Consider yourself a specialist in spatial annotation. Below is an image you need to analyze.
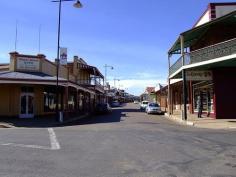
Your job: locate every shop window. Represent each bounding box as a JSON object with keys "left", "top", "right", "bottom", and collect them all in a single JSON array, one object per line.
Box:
[
  {"left": 44, "top": 92, "right": 62, "bottom": 112},
  {"left": 44, "top": 92, "right": 56, "bottom": 112},
  {"left": 193, "top": 82, "right": 214, "bottom": 114},
  {"left": 68, "top": 95, "right": 75, "bottom": 110}
]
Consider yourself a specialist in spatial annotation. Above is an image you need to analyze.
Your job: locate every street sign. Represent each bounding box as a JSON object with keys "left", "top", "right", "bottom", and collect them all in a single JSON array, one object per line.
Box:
[
  {"left": 186, "top": 70, "right": 212, "bottom": 81},
  {"left": 60, "top": 47, "right": 67, "bottom": 65}
]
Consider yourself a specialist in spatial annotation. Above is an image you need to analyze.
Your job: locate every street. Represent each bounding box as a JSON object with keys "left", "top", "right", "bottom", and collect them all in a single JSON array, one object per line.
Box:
[{"left": 0, "top": 103, "right": 236, "bottom": 177}]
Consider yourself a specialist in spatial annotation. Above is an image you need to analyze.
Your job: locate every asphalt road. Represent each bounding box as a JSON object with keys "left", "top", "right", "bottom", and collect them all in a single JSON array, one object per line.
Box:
[{"left": 0, "top": 103, "right": 236, "bottom": 177}]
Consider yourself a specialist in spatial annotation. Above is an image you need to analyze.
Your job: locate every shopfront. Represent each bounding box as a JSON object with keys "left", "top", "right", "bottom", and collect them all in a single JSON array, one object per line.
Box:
[
  {"left": 192, "top": 81, "right": 214, "bottom": 117},
  {"left": 187, "top": 70, "right": 215, "bottom": 118}
]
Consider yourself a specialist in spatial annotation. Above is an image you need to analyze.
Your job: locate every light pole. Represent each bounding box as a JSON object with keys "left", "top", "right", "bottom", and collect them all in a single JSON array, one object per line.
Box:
[
  {"left": 52, "top": 0, "right": 82, "bottom": 122},
  {"left": 104, "top": 64, "right": 114, "bottom": 87},
  {"left": 113, "top": 78, "right": 120, "bottom": 88}
]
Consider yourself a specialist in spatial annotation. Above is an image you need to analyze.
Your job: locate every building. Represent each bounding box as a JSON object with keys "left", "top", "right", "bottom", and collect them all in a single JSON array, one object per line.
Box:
[
  {"left": 168, "top": 3, "right": 236, "bottom": 119},
  {"left": 0, "top": 52, "right": 104, "bottom": 119},
  {"left": 140, "top": 87, "right": 156, "bottom": 102},
  {"left": 155, "top": 84, "right": 168, "bottom": 112}
]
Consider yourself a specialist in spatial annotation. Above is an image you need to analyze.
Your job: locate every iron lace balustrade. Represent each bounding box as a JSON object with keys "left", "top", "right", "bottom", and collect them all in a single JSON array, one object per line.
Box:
[
  {"left": 169, "top": 53, "right": 190, "bottom": 76},
  {"left": 190, "top": 38, "right": 236, "bottom": 64}
]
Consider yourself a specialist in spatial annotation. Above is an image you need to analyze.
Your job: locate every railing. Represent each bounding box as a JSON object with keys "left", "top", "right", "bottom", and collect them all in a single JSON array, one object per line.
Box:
[
  {"left": 190, "top": 37, "right": 236, "bottom": 64},
  {"left": 169, "top": 54, "right": 190, "bottom": 75},
  {"left": 169, "top": 38, "right": 236, "bottom": 76},
  {"left": 77, "top": 79, "right": 90, "bottom": 85},
  {"left": 77, "top": 79, "right": 103, "bottom": 87}
]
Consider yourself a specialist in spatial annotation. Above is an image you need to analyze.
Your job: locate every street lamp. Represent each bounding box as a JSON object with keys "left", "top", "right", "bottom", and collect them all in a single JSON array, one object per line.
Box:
[
  {"left": 113, "top": 78, "right": 120, "bottom": 88},
  {"left": 104, "top": 64, "right": 114, "bottom": 87},
  {"left": 52, "top": 0, "right": 82, "bottom": 122}
]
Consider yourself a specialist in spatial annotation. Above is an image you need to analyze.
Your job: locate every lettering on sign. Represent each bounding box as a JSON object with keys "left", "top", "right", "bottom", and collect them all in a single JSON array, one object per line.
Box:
[
  {"left": 17, "top": 57, "right": 40, "bottom": 71},
  {"left": 186, "top": 71, "right": 212, "bottom": 81}
]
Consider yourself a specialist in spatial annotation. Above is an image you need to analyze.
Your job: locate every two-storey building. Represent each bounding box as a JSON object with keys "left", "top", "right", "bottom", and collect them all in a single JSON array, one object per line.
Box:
[
  {"left": 168, "top": 3, "right": 236, "bottom": 119},
  {"left": 0, "top": 52, "right": 104, "bottom": 119}
]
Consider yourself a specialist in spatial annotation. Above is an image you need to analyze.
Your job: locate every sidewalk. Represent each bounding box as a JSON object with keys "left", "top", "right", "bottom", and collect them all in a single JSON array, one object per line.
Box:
[
  {"left": 165, "top": 112, "right": 236, "bottom": 129},
  {"left": 0, "top": 113, "right": 90, "bottom": 128}
]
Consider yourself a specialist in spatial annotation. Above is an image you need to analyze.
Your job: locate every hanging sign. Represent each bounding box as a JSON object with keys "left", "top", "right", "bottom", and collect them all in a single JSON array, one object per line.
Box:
[
  {"left": 186, "top": 70, "right": 212, "bottom": 81},
  {"left": 60, "top": 47, "right": 67, "bottom": 65}
]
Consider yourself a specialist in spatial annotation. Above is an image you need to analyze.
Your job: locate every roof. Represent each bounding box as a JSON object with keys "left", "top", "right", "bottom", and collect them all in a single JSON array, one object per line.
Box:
[
  {"left": 79, "top": 63, "right": 104, "bottom": 78},
  {"left": 0, "top": 71, "right": 67, "bottom": 81},
  {"left": 0, "top": 71, "right": 96, "bottom": 94},
  {"left": 145, "top": 87, "right": 155, "bottom": 94},
  {"left": 168, "top": 10, "right": 236, "bottom": 54}
]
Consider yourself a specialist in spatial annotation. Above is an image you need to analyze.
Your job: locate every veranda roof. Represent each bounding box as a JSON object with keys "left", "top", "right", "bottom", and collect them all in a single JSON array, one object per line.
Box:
[{"left": 168, "top": 10, "right": 236, "bottom": 55}]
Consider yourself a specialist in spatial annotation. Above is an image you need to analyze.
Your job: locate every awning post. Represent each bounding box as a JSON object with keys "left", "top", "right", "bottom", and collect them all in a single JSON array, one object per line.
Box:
[{"left": 180, "top": 35, "right": 188, "bottom": 120}]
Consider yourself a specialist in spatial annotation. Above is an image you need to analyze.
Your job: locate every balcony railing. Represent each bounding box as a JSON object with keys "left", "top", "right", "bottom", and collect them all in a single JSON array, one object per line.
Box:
[
  {"left": 169, "top": 54, "right": 190, "bottom": 75},
  {"left": 169, "top": 38, "right": 236, "bottom": 76},
  {"left": 77, "top": 79, "right": 103, "bottom": 86},
  {"left": 190, "top": 37, "right": 236, "bottom": 64}
]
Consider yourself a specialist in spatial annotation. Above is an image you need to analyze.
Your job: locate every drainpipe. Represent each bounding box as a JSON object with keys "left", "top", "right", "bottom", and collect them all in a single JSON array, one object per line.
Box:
[{"left": 181, "top": 35, "right": 188, "bottom": 120}]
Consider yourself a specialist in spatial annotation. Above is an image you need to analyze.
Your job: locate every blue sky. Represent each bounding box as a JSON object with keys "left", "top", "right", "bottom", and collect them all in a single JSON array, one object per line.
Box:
[{"left": 0, "top": 0, "right": 231, "bottom": 95}]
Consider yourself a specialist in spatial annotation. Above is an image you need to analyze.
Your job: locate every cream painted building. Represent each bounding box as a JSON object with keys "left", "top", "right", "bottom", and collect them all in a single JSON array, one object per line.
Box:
[{"left": 0, "top": 52, "right": 104, "bottom": 119}]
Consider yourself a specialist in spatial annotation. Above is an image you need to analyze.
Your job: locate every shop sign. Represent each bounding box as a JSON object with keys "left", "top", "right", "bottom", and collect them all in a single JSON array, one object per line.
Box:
[
  {"left": 60, "top": 47, "right": 67, "bottom": 65},
  {"left": 17, "top": 57, "right": 40, "bottom": 71},
  {"left": 186, "top": 71, "right": 212, "bottom": 81}
]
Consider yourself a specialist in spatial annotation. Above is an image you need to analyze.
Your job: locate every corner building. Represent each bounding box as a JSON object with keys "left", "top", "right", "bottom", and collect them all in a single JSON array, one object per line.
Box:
[{"left": 0, "top": 52, "right": 104, "bottom": 119}]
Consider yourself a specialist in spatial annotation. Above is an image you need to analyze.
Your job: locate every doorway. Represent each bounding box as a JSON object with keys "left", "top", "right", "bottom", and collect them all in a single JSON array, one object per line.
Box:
[{"left": 20, "top": 93, "right": 34, "bottom": 118}]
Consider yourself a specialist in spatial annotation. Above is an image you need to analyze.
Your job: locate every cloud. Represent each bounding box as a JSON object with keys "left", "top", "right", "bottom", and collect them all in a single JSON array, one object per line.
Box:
[
  {"left": 113, "top": 78, "right": 167, "bottom": 96},
  {"left": 107, "top": 71, "right": 168, "bottom": 95}
]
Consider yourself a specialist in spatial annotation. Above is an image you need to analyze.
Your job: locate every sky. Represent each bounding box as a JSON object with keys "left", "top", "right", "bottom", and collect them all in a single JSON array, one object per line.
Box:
[{"left": 0, "top": 0, "right": 232, "bottom": 95}]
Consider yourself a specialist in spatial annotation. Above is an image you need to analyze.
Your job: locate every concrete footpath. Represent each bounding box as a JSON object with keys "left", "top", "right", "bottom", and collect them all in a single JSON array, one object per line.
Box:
[
  {"left": 0, "top": 113, "right": 90, "bottom": 128},
  {"left": 165, "top": 113, "right": 236, "bottom": 130}
]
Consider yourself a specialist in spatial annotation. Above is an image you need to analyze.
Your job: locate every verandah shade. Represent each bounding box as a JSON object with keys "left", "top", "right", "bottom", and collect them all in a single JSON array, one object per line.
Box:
[{"left": 168, "top": 10, "right": 236, "bottom": 55}]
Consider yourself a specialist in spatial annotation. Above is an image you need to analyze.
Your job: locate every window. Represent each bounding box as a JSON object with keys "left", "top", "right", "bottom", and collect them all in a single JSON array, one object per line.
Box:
[
  {"left": 68, "top": 95, "right": 75, "bottom": 110},
  {"left": 44, "top": 92, "right": 56, "bottom": 112}
]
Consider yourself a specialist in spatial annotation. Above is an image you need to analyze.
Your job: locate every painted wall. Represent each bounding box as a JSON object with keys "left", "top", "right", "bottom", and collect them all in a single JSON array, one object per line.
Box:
[
  {"left": 0, "top": 84, "right": 55, "bottom": 117},
  {"left": 0, "top": 85, "right": 20, "bottom": 117},
  {"left": 195, "top": 11, "right": 210, "bottom": 27},
  {"left": 213, "top": 68, "right": 236, "bottom": 119},
  {"left": 215, "top": 5, "right": 236, "bottom": 18}
]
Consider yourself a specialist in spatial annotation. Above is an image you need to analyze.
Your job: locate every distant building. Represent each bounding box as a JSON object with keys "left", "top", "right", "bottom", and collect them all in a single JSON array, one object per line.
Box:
[{"left": 140, "top": 87, "right": 156, "bottom": 102}]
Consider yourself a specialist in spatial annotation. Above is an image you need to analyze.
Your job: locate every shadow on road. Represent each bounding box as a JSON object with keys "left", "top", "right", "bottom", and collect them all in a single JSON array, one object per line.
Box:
[
  {"left": 0, "top": 105, "right": 143, "bottom": 128},
  {"left": 64, "top": 107, "right": 130, "bottom": 126}
]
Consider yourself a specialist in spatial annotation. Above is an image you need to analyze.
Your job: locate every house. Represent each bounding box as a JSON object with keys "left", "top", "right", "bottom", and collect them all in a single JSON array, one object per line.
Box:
[{"left": 141, "top": 87, "right": 156, "bottom": 102}]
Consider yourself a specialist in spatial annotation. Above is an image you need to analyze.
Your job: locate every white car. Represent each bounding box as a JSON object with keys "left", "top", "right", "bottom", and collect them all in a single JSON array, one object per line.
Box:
[
  {"left": 146, "top": 103, "right": 162, "bottom": 114},
  {"left": 140, "top": 101, "right": 149, "bottom": 110}
]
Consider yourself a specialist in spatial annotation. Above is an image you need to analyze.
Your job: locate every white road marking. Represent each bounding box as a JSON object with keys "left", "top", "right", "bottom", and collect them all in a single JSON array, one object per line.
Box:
[
  {"left": 0, "top": 143, "right": 50, "bottom": 150},
  {"left": 48, "top": 128, "right": 61, "bottom": 150},
  {"left": 0, "top": 128, "right": 61, "bottom": 150}
]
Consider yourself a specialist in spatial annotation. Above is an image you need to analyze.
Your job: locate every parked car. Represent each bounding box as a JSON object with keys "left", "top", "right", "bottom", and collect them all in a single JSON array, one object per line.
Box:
[
  {"left": 111, "top": 100, "right": 120, "bottom": 107},
  {"left": 133, "top": 100, "right": 139, "bottom": 104},
  {"left": 145, "top": 103, "right": 162, "bottom": 114},
  {"left": 95, "top": 103, "right": 112, "bottom": 114},
  {"left": 140, "top": 101, "right": 149, "bottom": 110}
]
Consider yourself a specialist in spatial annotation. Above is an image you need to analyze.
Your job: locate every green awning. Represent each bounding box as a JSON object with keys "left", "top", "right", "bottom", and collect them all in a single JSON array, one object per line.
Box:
[{"left": 168, "top": 10, "right": 236, "bottom": 54}]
